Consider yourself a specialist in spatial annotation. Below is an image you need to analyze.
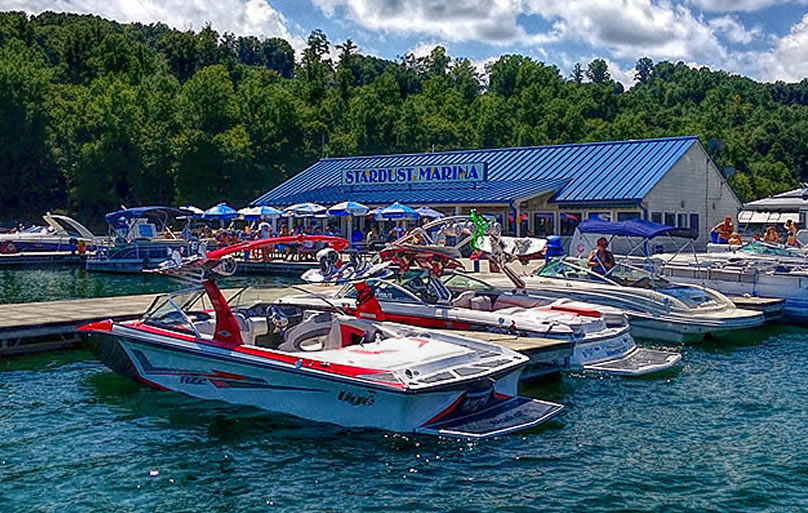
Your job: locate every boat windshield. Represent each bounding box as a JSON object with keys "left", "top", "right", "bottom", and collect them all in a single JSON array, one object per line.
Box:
[
  {"left": 440, "top": 272, "right": 495, "bottom": 292},
  {"left": 539, "top": 258, "right": 668, "bottom": 289},
  {"left": 142, "top": 289, "right": 206, "bottom": 335},
  {"left": 342, "top": 279, "right": 424, "bottom": 304}
]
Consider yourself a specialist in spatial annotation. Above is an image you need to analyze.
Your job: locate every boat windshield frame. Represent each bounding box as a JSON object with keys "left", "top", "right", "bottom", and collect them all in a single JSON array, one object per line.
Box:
[{"left": 142, "top": 287, "right": 207, "bottom": 337}]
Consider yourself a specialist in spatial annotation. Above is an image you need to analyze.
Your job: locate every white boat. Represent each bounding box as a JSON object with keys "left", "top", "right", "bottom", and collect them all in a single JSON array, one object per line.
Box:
[
  {"left": 86, "top": 206, "right": 195, "bottom": 273},
  {"left": 647, "top": 249, "right": 808, "bottom": 321},
  {"left": 0, "top": 213, "right": 100, "bottom": 254},
  {"left": 479, "top": 257, "right": 765, "bottom": 343},
  {"left": 283, "top": 249, "right": 681, "bottom": 377},
  {"left": 79, "top": 237, "right": 564, "bottom": 439}
]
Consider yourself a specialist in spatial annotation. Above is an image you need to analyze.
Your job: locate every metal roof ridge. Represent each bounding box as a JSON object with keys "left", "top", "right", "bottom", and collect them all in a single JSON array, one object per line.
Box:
[{"left": 315, "top": 136, "right": 700, "bottom": 162}]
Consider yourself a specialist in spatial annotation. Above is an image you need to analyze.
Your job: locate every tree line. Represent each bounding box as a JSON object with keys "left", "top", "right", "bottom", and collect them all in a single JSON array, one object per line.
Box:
[{"left": 1, "top": 11, "right": 806, "bottom": 225}]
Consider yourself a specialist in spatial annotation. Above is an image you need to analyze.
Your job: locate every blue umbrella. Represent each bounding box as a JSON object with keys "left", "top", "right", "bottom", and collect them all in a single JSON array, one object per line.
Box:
[
  {"left": 285, "top": 202, "right": 326, "bottom": 217},
  {"left": 203, "top": 202, "right": 239, "bottom": 220},
  {"left": 328, "top": 201, "right": 370, "bottom": 217},
  {"left": 416, "top": 206, "right": 445, "bottom": 219},
  {"left": 179, "top": 204, "right": 204, "bottom": 217},
  {"left": 374, "top": 202, "right": 420, "bottom": 220},
  {"left": 239, "top": 206, "right": 282, "bottom": 220}
]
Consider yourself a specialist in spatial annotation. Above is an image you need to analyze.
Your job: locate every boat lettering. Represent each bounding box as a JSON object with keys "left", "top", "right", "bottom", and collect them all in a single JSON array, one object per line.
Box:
[
  {"left": 179, "top": 376, "right": 206, "bottom": 385},
  {"left": 337, "top": 390, "right": 376, "bottom": 407}
]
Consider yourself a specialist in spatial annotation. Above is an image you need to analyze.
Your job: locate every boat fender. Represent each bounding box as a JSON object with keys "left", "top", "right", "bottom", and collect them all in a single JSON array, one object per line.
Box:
[{"left": 0, "top": 240, "right": 17, "bottom": 254}]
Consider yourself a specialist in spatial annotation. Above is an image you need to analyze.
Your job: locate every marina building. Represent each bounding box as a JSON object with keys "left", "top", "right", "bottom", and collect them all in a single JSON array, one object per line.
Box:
[{"left": 254, "top": 136, "right": 740, "bottom": 249}]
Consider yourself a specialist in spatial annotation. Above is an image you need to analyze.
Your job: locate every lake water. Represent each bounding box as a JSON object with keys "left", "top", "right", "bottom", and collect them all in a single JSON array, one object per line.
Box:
[{"left": 1, "top": 268, "right": 807, "bottom": 512}]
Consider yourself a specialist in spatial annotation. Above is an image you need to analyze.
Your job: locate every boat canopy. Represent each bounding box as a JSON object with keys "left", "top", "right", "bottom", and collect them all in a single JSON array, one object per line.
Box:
[
  {"left": 105, "top": 206, "right": 189, "bottom": 224},
  {"left": 577, "top": 219, "right": 675, "bottom": 239}
]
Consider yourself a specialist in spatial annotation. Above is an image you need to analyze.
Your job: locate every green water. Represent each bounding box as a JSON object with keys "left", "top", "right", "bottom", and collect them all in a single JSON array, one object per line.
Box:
[
  {"left": 1, "top": 269, "right": 808, "bottom": 512},
  {"left": 0, "top": 266, "right": 293, "bottom": 304}
]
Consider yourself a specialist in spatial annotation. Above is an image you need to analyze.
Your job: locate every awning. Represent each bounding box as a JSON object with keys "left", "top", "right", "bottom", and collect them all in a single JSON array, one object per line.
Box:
[
  {"left": 577, "top": 218, "right": 675, "bottom": 239},
  {"left": 254, "top": 178, "right": 570, "bottom": 207}
]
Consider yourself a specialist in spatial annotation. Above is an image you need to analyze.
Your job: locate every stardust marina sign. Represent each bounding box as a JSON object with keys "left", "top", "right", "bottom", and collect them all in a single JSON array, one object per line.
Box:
[{"left": 341, "top": 162, "right": 486, "bottom": 185}]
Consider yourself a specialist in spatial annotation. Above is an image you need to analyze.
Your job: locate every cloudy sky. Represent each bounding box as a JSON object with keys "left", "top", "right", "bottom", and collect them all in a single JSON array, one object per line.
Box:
[{"left": 5, "top": 0, "right": 808, "bottom": 85}]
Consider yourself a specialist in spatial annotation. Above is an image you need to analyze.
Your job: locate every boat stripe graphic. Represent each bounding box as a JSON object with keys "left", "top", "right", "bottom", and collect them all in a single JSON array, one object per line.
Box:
[{"left": 130, "top": 349, "right": 327, "bottom": 392}]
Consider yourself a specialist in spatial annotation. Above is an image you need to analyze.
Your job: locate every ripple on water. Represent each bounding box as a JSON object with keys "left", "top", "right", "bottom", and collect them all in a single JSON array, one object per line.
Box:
[{"left": 2, "top": 330, "right": 808, "bottom": 512}]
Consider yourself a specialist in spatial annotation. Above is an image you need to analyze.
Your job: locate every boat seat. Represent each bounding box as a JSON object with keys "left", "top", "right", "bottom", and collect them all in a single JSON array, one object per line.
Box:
[
  {"left": 278, "top": 312, "right": 333, "bottom": 352},
  {"left": 452, "top": 290, "right": 476, "bottom": 308},
  {"left": 470, "top": 295, "right": 493, "bottom": 311}
]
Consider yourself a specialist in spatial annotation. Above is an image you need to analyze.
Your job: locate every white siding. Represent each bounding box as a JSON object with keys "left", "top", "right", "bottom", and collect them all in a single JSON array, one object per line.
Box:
[{"left": 643, "top": 143, "right": 741, "bottom": 251}]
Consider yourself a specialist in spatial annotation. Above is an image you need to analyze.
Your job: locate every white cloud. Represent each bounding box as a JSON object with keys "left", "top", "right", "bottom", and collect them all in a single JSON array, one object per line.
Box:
[
  {"left": 741, "top": 13, "right": 808, "bottom": 81},
  {"left": 1, "top": 0, "right": 306, "bottom": 53},
  {"left": 312, "top": 0, "right": 559, "bottom": 46},
  {"left": 313, "top": 0, "right": 727, "bottom": 65},
  {"left": 708, "top": 15, "right": 762, "bottom": 44},
  {"left": 524, "top": 0, "right": 726, "bottom": 62},
  {"left": 688, "top": 0, "right": 801, "bottom": 12}
]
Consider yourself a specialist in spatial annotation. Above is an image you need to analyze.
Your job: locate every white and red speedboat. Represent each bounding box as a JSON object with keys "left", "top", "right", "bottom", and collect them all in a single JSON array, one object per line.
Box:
[
  {"left": 286, "top": 246, "right": 681, "bottom": 376},
  {"left": 79, "top": 236, "right": 564, "bottom": 439}
]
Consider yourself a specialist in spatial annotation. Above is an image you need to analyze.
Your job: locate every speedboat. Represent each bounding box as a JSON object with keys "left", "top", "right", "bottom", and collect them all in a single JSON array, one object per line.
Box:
[
  {"left": 79, "top": 236, "right": 564, "bottom": 439},
  {"left": 647, "top": 249, "right": 808, "bottom": 321},
  {"left": 282, "top": 247, "right": 681, "bottom": 377},
  {"left": 86, "top": 206, "right": 196, "bottom": 273},
  {"left": 482, "top": 257, "right": 766, "bottom": 343},
  {"left": 0, "top": 213, "right": 100, "bottom": 254}
]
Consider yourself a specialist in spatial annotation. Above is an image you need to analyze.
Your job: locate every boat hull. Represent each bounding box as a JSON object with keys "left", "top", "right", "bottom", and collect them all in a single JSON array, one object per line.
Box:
[{"left": 85, "top": 328, "right": 558, "bottom": 436}]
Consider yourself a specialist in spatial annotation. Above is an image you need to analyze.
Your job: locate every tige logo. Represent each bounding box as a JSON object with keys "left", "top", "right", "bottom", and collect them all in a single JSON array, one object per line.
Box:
[{"left": 337, "top": 390, "right": 376, "bottom": 407}]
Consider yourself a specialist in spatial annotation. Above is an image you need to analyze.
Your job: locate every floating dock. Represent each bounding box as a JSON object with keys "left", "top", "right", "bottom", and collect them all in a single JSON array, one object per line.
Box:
[{"left": 728, "top": 296, "right": 785, "bottom": 320}]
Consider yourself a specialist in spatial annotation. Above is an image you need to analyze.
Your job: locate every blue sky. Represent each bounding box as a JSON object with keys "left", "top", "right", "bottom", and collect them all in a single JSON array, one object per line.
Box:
[{"left": 5, "top": 0, "right": 808, "bottom": 84}]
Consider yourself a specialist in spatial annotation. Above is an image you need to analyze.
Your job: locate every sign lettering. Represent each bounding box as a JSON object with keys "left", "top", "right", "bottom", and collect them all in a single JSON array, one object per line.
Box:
[{"left": 341, "top": 162, "right": 487, "bottom": 186}]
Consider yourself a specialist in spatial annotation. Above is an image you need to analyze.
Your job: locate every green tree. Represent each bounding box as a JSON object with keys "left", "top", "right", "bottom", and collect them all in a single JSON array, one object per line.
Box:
[{"left": 587, "top": 59, "right": 610, "bottom": 84}]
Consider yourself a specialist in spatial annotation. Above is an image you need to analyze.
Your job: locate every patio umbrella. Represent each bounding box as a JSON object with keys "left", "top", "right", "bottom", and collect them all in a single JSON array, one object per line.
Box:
[
  {"left": 416, "top": 206, "right": 445, "bottom": 219},
  {"left": 328, "top": 201, "right": 370, "bottom": 217},
  {"left": 374, "top": 202, "right": 420, "bottom": 221},
  {"left": 239, "top": 206, "right": 283, "bottom": 219},
  {"left": 178, "top": 204, "right": 204, "bottom": 217},
  {"left": 203, "top": 202, "right": 239, "bottom": 220},
  {"left": 284, "top": 202, "right": 327, "bottom": 217}
]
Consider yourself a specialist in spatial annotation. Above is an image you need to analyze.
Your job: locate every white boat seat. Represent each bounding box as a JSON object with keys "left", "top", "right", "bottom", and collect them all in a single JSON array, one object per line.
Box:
[
  {"left": 278, "top": 312, "right": 333, "bottom": 352},
  {"left": 452, "top": 290, "right": 476, "bottom": 308},
  {"left": 470, "top": 295, "right": 493, "bottom": 311}
]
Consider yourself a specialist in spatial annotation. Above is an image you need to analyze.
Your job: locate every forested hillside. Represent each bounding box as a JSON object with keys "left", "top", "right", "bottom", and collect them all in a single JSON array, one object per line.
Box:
[{"left": 1, "top": 11, "right": 806, "bottom": 222}]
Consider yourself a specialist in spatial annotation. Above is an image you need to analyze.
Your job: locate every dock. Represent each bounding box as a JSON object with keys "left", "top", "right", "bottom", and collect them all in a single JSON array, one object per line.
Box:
[
  {"left": 0, "top": 293, "right": 163, "bottom": 355},
  {"left": 729, "top": 296, "right": 785, "bottom": 320},
  {"left": 443, "top": 330, "right": 572, "bottom": 380}
]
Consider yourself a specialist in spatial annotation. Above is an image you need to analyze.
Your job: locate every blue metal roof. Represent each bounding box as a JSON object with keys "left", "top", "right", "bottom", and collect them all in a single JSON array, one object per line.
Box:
[{"left": 253, "top": 136, "right": 699, "bottom": 207}]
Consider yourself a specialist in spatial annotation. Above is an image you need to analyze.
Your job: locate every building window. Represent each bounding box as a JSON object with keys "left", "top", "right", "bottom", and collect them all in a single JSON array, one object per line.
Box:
[
  {"left": 689, "top": 213, "right": 700, "bottom": 234},
  {"left": 664, "top": 212, "right": 676, "bottom": 227},
  {"left": 651, "top": 212, "right": 662, "bottom": 224},
  {"left": 560, "top": 212, "right": 582, "bottom": 235},
  {"left": 533, "top": 213, "right": 555, "bottom": 237},
  {"left": 588, "top": 212, "right": 612, "bottom": 222},
  {"left": 617, "top": 211, "right": 641, "bottom": 221},
  {"left": 677, "top": 213, "right": 688, "bottom": 228}
]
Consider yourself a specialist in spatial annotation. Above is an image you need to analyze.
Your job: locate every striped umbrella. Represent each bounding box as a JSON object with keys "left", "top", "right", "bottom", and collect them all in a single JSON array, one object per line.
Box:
[
  {"left": 374, "top": 202, "right": 420, "bottom": 220},
  {"left": 328, "top": 201, "right": 370, "bottom": 217},
  {"left": 239, "top": 206, "right": 283, "bottom": 219},
  {"left": 284, "top": 202, "right": 327, "bottom": 217},
  {"left": 203, "top": 203, "right": 239, "bottom": 220},
  {"left": 416, "top": 206, "right": 445, "bottom": 219}
]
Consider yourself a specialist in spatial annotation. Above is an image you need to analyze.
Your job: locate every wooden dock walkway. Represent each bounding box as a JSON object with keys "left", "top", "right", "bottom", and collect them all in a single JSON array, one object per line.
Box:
[{"left": 0, "top": 293, "right": 162, "bottom": 355}]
